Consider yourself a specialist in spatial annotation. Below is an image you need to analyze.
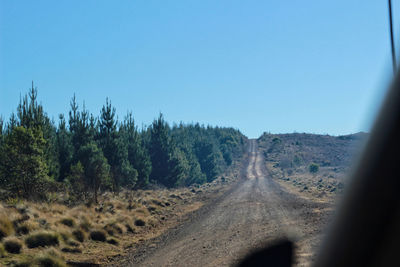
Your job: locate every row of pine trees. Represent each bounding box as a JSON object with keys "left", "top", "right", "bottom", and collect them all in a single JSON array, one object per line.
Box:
[{"left": 0, "top": 85, "right": 246, "bottom": 202}]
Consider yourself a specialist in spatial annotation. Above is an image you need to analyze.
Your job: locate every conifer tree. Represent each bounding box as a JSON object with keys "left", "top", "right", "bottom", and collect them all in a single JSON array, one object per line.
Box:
[
  {"left": 0, "top": 126, "right": 49, "bottom": 198},
  {"left": 98, "top": 99, "right": 136, "bottom": 190},
  {"left": 17, "top": 84, "right": 59, "bottom": 179},
  {"left": 77, "top": 142, "right": 110, "bottom": 203},
  {"left": 56, "top": 114, "right": 73, "bottom": 181},
  {"left": 148, "top": 114, "right": 172, "bottom": 186},
  {"left": 121, "top": 112, "right": 151, "bottom": 188}
]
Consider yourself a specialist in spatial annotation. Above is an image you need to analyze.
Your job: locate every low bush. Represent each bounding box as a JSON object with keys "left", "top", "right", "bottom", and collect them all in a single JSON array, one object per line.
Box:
[
  {"left": 4, "top": 238, "right": 22, "bottom": 254},
  {"left": 72, "top": 229, "right": 85, "bottom": 242},
  {"left": 0, "top": 216, "right": 14, "bottom": 240},
  {"left": 25, "top": 232, "right": 59, "bottom": 248},
  {"left": 60, "top": 218, "right": 75, "bottom": 227},
  {"left": 89, "top": 230, "right": 107, "bottom": 242},
  {"left": 134, "top": 219, "right": 146, "bottom": 227}
]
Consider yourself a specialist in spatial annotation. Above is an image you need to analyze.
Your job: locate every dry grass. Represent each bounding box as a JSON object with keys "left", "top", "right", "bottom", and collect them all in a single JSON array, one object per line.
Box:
[
  {"left": 0, "top": 166, "right": 240, "bottom": 266},
  {"left": 0, "top": 215, "right": 14, "bottom": 240}
]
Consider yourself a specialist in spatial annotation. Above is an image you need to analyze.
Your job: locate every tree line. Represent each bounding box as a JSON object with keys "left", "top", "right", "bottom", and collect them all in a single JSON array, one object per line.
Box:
[{"left": 0, "top": 85, "right": 246, "bottom": 202}]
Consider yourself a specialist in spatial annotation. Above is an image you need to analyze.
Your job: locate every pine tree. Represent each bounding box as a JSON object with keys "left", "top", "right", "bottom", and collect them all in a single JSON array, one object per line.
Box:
[
  {"left": 0, "top": 126, "right": 49, "bottom": 198},
  {"left": 148, "top": 114, "right": 172, "bottom": 186},
  {"left": 17, "top": 84, "right": 59, "bottom": 180},
  {"left": 65, "top": 161, "right": 86, "bottom": 200},
  {"left": 0, "top": 117, "right": 4, "bottom": 146},
  {"left": 77, "top": 142, "right": 110, "bottom": 203},
  {"left": 56, "top": 114, "right": 73, "bottom": 182},
  {"left": 98, "top": 99, "right": 136, "bottom": 190},
  {"left": 122, "top": 112, "right": 151, "bottom": 188},
  {"left": 69, "top": 96, "right": 93, "bottom": 163},
  {"left": 168, "top": 147, "right": 190, "bottom": 187},
  {"left": 194, "top": 139, "right": 222, "bottom": 182}
]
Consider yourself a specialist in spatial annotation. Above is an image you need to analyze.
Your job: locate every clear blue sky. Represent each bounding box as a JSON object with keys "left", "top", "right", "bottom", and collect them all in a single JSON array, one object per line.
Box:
[{"left": 0, "top": 1, "right": 397, "bottom": 138}]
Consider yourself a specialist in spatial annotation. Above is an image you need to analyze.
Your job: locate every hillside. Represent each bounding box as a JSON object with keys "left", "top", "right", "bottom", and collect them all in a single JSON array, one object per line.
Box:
[{"left": 257, "top": 132, "right": 368, "bottom": 198}]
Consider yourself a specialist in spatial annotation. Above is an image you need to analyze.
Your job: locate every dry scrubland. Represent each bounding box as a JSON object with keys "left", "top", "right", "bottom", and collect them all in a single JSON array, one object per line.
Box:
[
  {"left": 0, "top": 167, "right": 240, "bottom": 267},
  {"left": 0, "top": 132, "right": 367, "bottom": 266},
  {"left": 258, "top": 132, "right": 368, "bottom": 201}
]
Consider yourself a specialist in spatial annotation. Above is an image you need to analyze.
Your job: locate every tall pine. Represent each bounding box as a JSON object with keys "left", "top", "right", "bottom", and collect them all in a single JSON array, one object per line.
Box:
[{"left": 98, "top": 99, "right": 136, "bottom": 190}]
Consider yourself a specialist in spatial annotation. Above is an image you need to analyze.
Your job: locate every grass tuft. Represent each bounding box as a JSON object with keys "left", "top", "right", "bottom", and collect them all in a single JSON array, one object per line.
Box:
[
  {"left": 72, "top": 229, "right": 85, "bottom": 242},
  {"left": 103, "top": 222, "right": 124, "bottom": 236},
  {"left": 25, "top": 232, "right": 59, "bottom": 248},
  {"left": 59, "top": 218, "right": 75, "bottom": 227},
  {"left": 16, "top": 223, "right": 30, "bottom": 235},
  {"left": 78, "top": 217, "right": 92, "bottom": 232},
  {"left": 66, "top": 239, "right": 80, "bottom": 247},
  {"left": 125, "top": 223, "right": 135, "bottom": 233},
  {"left": 35, "top": 254, "right": 67, "bottom": 267},
  {"left": 134, "top": 218, "right": 146, "bottom": 227},
  {"left": 0, "top": 243, "right": 6, "bottom": 257},
  {"left": 4, "top": 238, "right": 22, "bottom": 254},
  {"left": 89, "top": 230, "right": 107, "bottom": 242},
  {"left": 0, "top": 216, "right": 14, "bottom": 240},
  {"left": 61, "top": 246, "right": 82, "bottom": 253},
  {"left": 106, "top": 237, "right": 119, "bottom": 245}
]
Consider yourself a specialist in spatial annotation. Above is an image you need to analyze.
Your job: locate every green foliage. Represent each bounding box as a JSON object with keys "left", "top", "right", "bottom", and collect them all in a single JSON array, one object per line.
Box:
[
  {"left": 98, "top": 98, "right": 136, "bottom": 190},
  {"left": 121, "top": 112, "right": 151, "bottom": 188},
  {"left": 0, "top": 126, "right": 50, "bottom": 198},
  {"left": 17, "top": 85, "right": 59, "bottom": 180},
  {"left": 56, "top": 114, "right": 73, "bottom": 182},
  {"left": 77, "top": 142, "right": 111, "bottom": 203},
  {"left": 148, "top": 114, "right": 174, "bottom": 186},
  {"left": 65, "top": 162, "right": 86, "bottom": 199},
  {"left": 0, "top": 85, "right": 246, "bottom": 200},
  {"left": 25, "top": 232, "right": 59, "bottom": 248},
  {"left": 309, "top": 163, "right": 319, "bottom": 174}
]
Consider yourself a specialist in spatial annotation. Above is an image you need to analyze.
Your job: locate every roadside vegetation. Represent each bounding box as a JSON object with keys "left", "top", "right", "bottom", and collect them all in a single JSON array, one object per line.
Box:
[
  {"left": 258, "top": 132, "right": 367, "bottom": 199},
  {"left": 0, "top": 84, "right": 246, "bottom": 265}
]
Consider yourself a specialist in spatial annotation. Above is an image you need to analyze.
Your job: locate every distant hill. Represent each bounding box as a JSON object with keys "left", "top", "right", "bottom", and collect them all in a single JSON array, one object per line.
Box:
[
  {"left": 257, "top": 132, "right": 369, "bottom": 196},
  {"left": 258, "top": 132, "right": 368, "bottom": 169}
]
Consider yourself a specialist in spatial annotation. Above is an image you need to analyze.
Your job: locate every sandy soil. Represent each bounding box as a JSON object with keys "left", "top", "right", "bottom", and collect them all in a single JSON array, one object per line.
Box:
[{"left": 114, "top": 140, "right": 333, "bottom": 267}]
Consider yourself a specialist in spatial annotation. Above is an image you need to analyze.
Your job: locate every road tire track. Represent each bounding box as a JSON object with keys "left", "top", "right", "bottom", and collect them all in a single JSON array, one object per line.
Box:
[{"left": 115, "top": 140, "right": 332, "bottom": 267}]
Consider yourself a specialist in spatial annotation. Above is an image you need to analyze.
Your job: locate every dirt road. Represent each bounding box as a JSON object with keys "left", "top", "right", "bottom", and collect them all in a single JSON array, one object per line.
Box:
[{"left": 118, "top": 140, "right": 332, "bottom": 266}]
